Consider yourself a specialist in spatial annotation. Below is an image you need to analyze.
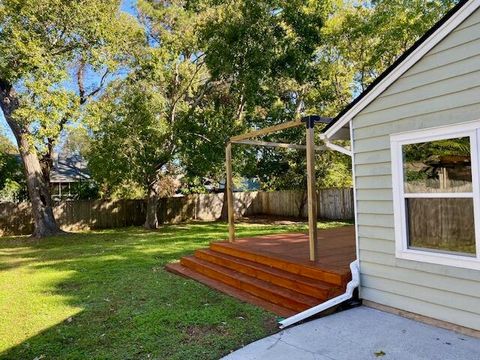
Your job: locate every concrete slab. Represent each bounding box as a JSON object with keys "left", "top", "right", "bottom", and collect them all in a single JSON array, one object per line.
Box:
[{"left": 222, "top": 307, "right": 480, "bottom": 360}]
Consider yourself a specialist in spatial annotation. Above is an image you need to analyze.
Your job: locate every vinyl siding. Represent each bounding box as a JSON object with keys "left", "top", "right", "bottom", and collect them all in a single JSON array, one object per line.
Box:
[{"left": 353, "top": 8, "right": 480, "bottom": 330}]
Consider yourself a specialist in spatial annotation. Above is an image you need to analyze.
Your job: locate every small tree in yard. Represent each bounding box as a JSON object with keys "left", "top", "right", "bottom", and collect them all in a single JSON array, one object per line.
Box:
[
  {"left": 87, "top": 77, "right": 180, "bottom": 229},
  {"left": 0, "top": 0, "right": 142, "bottom": 237},
  {"left": 88, "top": 0, "right": 215, "bottom": 229}
]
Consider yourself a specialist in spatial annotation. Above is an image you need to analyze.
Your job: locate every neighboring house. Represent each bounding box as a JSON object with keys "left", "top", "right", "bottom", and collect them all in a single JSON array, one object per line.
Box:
[
  {"left": 323, "top": 0, "right": 480, "bottom": 331},
  {"left": 50, "top": 154, "right": 91, "bottom": 200}
]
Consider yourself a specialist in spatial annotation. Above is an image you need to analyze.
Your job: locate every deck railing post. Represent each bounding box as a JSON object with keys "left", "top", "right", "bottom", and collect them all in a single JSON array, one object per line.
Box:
[
  {"left": 226, "top": 142, "right": 235, "bottom": 242},
  {"left": 305, "top": 118, "right": 318, "bottom": 261}
]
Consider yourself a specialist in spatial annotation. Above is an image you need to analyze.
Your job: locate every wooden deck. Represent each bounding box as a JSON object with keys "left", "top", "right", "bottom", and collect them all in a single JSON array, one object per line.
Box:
[{"left": 166, "top": 226, "right": 356, "bottom": 317}]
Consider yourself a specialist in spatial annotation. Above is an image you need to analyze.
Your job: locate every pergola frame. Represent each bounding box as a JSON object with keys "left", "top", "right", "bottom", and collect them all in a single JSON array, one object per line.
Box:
[{"left": 225, "top": 116, "right": 338, "bottom": 262}]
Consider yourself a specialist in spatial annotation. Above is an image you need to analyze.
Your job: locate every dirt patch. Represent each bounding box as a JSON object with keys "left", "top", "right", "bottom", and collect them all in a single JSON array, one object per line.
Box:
[
  {"left": 263, "top": 316, "right": 280, "bottom": 334},
  {"left": 184, "top": 324, "right": 230, "bottom": 343}
]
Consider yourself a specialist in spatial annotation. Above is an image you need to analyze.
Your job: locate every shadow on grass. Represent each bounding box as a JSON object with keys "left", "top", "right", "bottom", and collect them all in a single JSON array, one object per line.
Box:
[{"left": 2, "top": 220, "right": 349, "bottom": 360}]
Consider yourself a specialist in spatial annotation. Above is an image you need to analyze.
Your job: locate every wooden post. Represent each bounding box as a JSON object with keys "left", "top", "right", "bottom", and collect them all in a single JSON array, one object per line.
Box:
[
  {"left": 226, "top": 142, "right": 235, "bottom": 242},
  {"left": 305, "top": 119, "right": 318, "bottom": 261}
]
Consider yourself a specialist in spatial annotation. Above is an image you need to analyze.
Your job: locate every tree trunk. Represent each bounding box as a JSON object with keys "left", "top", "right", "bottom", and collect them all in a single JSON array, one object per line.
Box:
[
  {"left": 298, "top": 188, "right": 308, "bottom": 218},
  {"left": 219, "top": 185, "right": 228, "bottom": 221},
  {"left": 0, "top": 80, "right": 63, "bottom": 238},
  {"left": 144, "top": 186, "right": 159, "bottom": 229},
  {"left": 20, "top": 135, "right": 63, "bottom": 237}
]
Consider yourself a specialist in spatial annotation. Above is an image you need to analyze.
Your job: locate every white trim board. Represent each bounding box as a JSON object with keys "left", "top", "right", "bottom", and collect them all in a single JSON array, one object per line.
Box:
[
  {"left": 350, "top": 121, "right": 360, "bottom": 263},
  {"left": 324, "top": 0, "right": 480, "bottom": 140}
]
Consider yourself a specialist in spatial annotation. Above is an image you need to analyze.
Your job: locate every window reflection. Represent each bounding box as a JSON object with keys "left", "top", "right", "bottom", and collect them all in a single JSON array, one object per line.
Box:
[{"left": 402, "top": 137, "right": 472, "bottom": 193}]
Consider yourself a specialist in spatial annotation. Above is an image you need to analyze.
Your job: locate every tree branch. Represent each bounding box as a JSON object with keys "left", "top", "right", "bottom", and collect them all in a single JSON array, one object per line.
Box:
[
  {"left": 77, "top": 61, "right": 110, "bottom": 105},
  {"left": 171, "top": 59, "right": 206, "bottom": 109},
  {"left": 84, "top": 69, "right": 110, "bottom": 102}
]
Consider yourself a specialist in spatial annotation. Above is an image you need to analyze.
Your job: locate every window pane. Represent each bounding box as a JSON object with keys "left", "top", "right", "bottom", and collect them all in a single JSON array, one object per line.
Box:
[
  {"left": 402, "top": 137, "right": 472, "bottom": 193},
  {"left": 406, "top": 198, "right": 476, "bottom": 256}
]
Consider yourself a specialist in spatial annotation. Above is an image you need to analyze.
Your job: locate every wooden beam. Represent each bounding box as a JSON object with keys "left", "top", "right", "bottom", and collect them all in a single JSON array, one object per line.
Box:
[
  {"left": 305, "top": 122, "right": 318, "bottom": 262},
  {"left": 230, "top": 120, "right": 302, "bottom": 142},
  {"left": 225, "top": 142, "right": 235, "bottom": 242},
  {"left": 232, "top": 139, "right": 327, "bottom": 151}
]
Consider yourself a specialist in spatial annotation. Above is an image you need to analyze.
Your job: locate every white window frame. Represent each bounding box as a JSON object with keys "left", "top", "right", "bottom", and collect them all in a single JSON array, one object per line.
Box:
[{"left": 391, "top": 120, "right": 480, "bottom": 270}]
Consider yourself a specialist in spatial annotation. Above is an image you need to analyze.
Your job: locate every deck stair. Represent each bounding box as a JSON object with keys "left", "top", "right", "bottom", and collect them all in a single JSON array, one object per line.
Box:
[{"left": 166, "top": 234, "right": 353, "bottom": 317}]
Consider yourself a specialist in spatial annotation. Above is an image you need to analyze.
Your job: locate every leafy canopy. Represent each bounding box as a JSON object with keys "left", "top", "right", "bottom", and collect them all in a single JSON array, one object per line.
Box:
[
  {"left": 0, "top": 0, "right": 143, "bottom": 154},
  {"left": 88, "top": 0, "right": 213, "bottom": 197}
]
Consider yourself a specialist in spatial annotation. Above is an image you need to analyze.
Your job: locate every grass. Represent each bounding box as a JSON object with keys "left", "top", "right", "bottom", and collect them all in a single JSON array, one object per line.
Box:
[{"left": 0, "top": 220, "right": 348, "bottom": 360}]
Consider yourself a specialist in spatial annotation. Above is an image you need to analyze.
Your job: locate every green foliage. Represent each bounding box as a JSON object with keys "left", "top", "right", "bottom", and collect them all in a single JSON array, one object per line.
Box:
[
  {"left": 403, "top": 137, "right": 471, "bottom": 162},
  {"left": 198, "top": 1, "right": 337, "bottom": 190},
  {"left": 0, "top": 0, "right": 143, "bottom": 154},
  {"left": 0, "top": 132, "right": 16, "bottom": 154},
  {"left": 87, "top": 76, "right": 172, "bottom": 197},
  {"left": 3, "top": 0, "right": 458, "bottom": 198},
  {"left": 0, "top": 134, "right": 27, "bottom": 201},
  {"left": 196, "top": 0, "right": 457, "bottom": 191},
  {"left": 61, "top": 127, "right": 92, "bottom": 159},
  {"left": 88, "top": 0, "right": 241, "bottom": 197},
  {"left": 176, "top": 84, "right": 247, "bottom": 191},
  {"left": 202, "top": 0, "right": 330, "bottom": 102},
  {"left": 325, "top": 0, "right": 459, "bottom": 92},
  {"left": 69, "top": 181, "right": 100, "bottom": 201},
  {"left": 0, "top": 177, "right": 27, "bottom": 202}
]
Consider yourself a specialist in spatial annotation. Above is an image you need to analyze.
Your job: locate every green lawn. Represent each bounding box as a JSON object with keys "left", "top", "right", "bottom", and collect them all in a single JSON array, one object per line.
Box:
[{"left": 0, "top": 220, "right": 347, "bottom": 360}]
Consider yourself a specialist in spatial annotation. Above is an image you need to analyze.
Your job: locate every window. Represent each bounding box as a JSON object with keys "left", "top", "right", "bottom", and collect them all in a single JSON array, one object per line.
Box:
[{"left": 391, "top": 121, "right": 480, "bottom": 270}]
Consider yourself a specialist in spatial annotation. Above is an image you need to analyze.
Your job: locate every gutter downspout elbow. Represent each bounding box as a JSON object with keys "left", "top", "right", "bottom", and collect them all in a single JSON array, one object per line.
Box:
[{"left": 278, "top": 260, "right": 360, "bottom": 329}]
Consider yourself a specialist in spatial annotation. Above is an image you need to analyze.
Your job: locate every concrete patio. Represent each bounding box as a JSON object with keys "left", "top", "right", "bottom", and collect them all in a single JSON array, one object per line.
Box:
[{"left": 223, "top": 306, "right": 480, "bottom": 360}]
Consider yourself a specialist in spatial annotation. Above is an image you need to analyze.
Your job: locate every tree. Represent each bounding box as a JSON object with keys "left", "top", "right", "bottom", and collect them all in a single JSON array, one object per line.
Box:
[
  {"left": 0, "top": 0, "right": 142, "bottom": 237},
  {"left": 200, "top": 0, "right": 350, "bottom": 191},
  {"left": 198, "top": 0, "right": 459, "bottom": 192},
  {"left": 202, "top": 0, "right": 331, "bottom": 118},
  {"left": 323, "top": 0, "right": 459, "bottom": 92},
  {"left": 88, "top": 0, "right": 215, "bottom": 229},
  {"left": 87, "top": 76, "right": 177, "bottom": 228}
]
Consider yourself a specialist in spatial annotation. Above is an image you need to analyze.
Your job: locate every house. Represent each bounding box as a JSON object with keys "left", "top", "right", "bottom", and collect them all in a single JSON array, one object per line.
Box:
[
  {"left": 168, "top": 0, "right": 480, "bottom": 335},
  {"left": 50, "top": 154, "right": 91, "bottom": 200},
  {"left": 322, "top": 0, "right": 480, "bottom": 332}
]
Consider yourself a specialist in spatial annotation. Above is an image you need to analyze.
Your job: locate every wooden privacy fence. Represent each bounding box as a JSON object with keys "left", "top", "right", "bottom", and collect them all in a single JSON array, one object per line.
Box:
[
  {"left": 252, "top": 189, "right": 354, "bottom": 220},
  {"left": 0, "top": 200, "right": 147, "bottom": 236},
  {"left": 0, "top": 188, "right": 354, "bottom": 236}
]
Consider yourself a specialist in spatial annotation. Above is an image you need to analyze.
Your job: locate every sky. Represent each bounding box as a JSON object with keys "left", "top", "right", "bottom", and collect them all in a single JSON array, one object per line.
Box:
[{"left": 0, "top": 0, "right": 138, "bottom": 146}]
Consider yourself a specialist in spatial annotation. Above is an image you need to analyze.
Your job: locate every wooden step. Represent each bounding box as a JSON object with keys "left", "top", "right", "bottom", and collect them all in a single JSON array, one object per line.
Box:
[
  {"left": 166, "top": 262, "right": 296, "bottom": 318},
  {"left": 195, "top": 249, "right": 342, "bottom": 300},
  {"left": 210, "top": 242, "right": 349, "bottom": 286},
  {"left": 180, "top": 256, "right": 320, "bottom": 313}
]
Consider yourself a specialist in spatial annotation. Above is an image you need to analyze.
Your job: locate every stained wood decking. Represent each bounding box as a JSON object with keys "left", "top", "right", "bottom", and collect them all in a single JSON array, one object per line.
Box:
[{"left": 166, "top": 226, "right": 356, "bottom": 317}]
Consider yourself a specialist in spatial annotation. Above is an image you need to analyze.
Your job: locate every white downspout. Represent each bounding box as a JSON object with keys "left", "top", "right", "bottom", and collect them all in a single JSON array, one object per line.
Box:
[{"left": 278, "top": 260, "right": 360, "bottom": 329}]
